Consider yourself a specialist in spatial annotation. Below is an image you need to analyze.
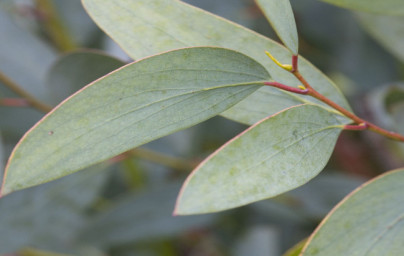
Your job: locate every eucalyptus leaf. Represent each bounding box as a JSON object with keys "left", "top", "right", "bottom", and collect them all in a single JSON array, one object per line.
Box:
[
  {"left": 1, "top": 47, "right": 269, "bottom": 195},
  {"left": 255, "top": 0, "right": 298, "bottom": 54},
  {"left": 0, "top": 8, "right": 56, "bottom": 135},
  {"left": 301, "top": 168, "right": 404, "bottom": 256},
  {"left": 318, "top": 0, "right": 404, "bottom": 16},
  {"left": 80, "top": 182, "right": 215, "bottom": 248},
  {"left": 175, "top": 104, "right": 347, "bottom": 215},
  {"left": 0, "top": 166, "right": 108, "bottom": 253},
  {"left": 46, "top": 50, "right": 124, "bottom": 105},
  {"left": 283, "top": 239, "right": 307, "bottom": 256},
  {"left": 253, "top": 173, "right": 365, "bottom": 220},
  {"left": 357, "top": 13, "right": 404, "bottom": 63},
  {"left": 82, "top": 0, "right": 351, "bottom": 125},
  {"left": 0, "top": 8, "right": 56, "bottom": 102}
]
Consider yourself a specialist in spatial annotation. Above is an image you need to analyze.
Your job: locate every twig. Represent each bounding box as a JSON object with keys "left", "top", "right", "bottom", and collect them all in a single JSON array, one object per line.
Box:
[
  {"left": 0, "top": 71, "right": 53, "bottom": 113},
  {"left": 34, "top": 0, "right": 76, "bottom": 52},
  {"left": 111, "top": 148, "right": 197, "bottom": 172},
  {"left": 263, "top": 53, "right": 404, "bottom": 142}
]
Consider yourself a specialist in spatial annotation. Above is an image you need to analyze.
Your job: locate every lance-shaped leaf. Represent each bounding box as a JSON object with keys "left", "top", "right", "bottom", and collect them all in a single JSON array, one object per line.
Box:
[
  {"left": 175, "top": 104, "right": 347, "bottom": 215},
  {"left": 0, "top": 47, "right": 269, "bottom": 195},
  {"left": 318, "top": 0, "right": 404, "bottom": 16},
  {"left": 255, "top": 0, "right": 298, "bottom": 54},
  {"left": 82, "top": 0, "right": 351, "bottom": 125},
  {"left": 301, "top": 168, "right": 404, "bottom": 256},
  {"left": 46, "top": 50, "right": 125, "bottom": 105}
]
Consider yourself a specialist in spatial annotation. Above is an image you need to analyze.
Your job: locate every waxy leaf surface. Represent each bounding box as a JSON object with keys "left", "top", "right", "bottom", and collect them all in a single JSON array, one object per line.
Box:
[
  {"left": 302, "top": 169, "right": 404, "bottom": 256},
  {"left": 175, "top": 104, "right": 346, "bottom": 215},
  {"left": 255, "top": 0, "right": 298, "bottom": 54},
  {"left": 1, "top": 47, "right": 268, "bottom": 195},
  {"left": 318, "top": 0, "right": 404, "bottom": 15},
  {"left": 46, "top": 50, "right": 125, "bottom": 105},
  {"left": 82, "top": 0, "right": 351, "bottom": 125}
]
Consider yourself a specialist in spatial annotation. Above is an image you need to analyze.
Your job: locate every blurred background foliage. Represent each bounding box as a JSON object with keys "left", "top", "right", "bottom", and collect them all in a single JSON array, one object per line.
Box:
[{"left": 0, "top": 0, "right": 403, "bottom": 255}]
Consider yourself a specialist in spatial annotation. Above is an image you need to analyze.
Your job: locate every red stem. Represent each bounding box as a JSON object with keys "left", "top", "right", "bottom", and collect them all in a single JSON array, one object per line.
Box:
[
  {"left": 0, "top": 98, "right": 30, "bottom": 107},
  {"left": 291, "top": 66, "right": 404, "bottom": 142},
  {"left": 263, "top": 81, "right": 308, "bottom": 95},
  {"left": 292, "top": 55, "right": 298, "bottom": 72}
]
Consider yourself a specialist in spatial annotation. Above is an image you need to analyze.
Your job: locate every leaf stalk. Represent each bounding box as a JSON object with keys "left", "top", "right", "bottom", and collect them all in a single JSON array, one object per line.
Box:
[
  {"left": 264, "top": 52, "right": 404, "bottom": 142},
  {"left": 0, "top": 71, "right": 53, "bottom": 113}
]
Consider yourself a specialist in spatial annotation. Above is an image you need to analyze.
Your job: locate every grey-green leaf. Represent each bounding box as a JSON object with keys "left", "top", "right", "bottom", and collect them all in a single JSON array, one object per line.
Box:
[
  {"left": 46, "top": 50, "right": 125, "bottom": 105},
  {"left": 0, "top": 166, "right": 108, "bottom": 253},
  {"left": 255, "top": 0, "right": 298, "bottom": 54},
  {"left": 80, "top": 182, "right": 215, "bottom": 248},
  {"left": 0, "top": 47, "right": 269, "bottom": 195},
  {"left": 301, "top": 168, "right": 404, "bottom": 256},
  {"left": 318, "top": 0, "right": 404, "bottom": 16},
  {"left": 175, "top": 104, "right": 346, "bottom": 215},
  {"left": 82, "top": 0, "right": 351, "bottom": 125}
]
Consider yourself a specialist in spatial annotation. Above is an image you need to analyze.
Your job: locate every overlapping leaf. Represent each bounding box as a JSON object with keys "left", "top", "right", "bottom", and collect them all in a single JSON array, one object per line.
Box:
[
  {"left": 46, "top": 50, "right": 124, "bottom": 105},
  {"left": 0, "top": 47, "right": 269, "bottom": 195},
  {"left": 80, "top": 182, "right": 215, "bottom": 248},
  {"left": 255, "top": 0, "right": 298, "bottom": 54},
  {"left": 82, "top": 0, "right": 351, "bottom": 125},
  {"left": 302, "top": 169, "right": 404, "bottom": 255},
  {"left": 0, "top": 8, "right": 56, "bottom": 135},
  {"left": 175, "top": 104, "right": 347, "bottom": 215},
  {"left": 0, "top": 166, "right": 108, "bottom": 253}
]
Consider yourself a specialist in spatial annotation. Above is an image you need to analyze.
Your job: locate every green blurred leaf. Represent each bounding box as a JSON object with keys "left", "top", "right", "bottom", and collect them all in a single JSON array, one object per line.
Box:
[
  {"left": 80, "top": 182, "right": 215, "bottom": 248},
  {"left": 0, "top": 166, "right": 108, "bottom": 253},
  {"left": 53, "top": 0, "right": 99, "bottom": 46},
  {"left": 357, "top": 13, "right": 404, "bottom": 63},
  {"left": 318, "top": 0, "right": 404, "bottom": 15},
  {"left": 18, "top": 248, "right": 73, "bottom": 256},
  {"left": 175, "top": 104, "right": 347, "bottom": 215},
  {"left": 287, "top": 173, "right": 365, "bottom": 218},
  {"left": 283, "top": 239, "right": 307, "bottom": 256},
  {"left": 0, "top": 8, "right": 56, "bottom": 102},
  {"left": 0, "top": 8, "right": 56, "bottom": 135},
  {"left": 46, "top": 50, "right": 124, "bottom": 105},
  {"left": 302, "top": 168, "right": 404, "bottom": 255},
  {"left": 253, "top": 173, "right": 366, "bottom": 221},
  {"left": 255, "top": 0, "right": 298, "bottom": 54},
  {"left": 1, "top": 47, "right": 268, "bottom": 195},
  {"left": 233, "top": 226, "right": 280, "bottom": 256},
  {"left": 366, "top": 83, "right": 404, "bottom": 132},
  {"left": 82, "top": 0, "right": 351, "bottom": 125}
]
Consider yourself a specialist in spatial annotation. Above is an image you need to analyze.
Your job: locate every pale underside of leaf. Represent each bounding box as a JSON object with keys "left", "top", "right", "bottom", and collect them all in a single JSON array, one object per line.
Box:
[
  {"left": 1, "top": 47, "right": 269, "bottom": 195},
  {"left": 175, "top": 104, "right": 346, "bottom": 215},
  {"left": 255, "top": 0, "right": 299, "bottom": 54},
  {"left": 82, "top": 0, "right": 351, "bottom": 125},
  {"left": 302, "top": 168, "right": 404, "bottom": 256}
]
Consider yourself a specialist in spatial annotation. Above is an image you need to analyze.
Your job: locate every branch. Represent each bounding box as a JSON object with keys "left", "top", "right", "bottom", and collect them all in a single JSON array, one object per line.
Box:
[
  {"left": 110, "top": 148, "right": 197, "bottom": 172},
  {"left": 0, "top": 71, "right": 53, "bottom": 113},
  {"left": 264, "top": 52, "right": 404, "bottom": 142}
]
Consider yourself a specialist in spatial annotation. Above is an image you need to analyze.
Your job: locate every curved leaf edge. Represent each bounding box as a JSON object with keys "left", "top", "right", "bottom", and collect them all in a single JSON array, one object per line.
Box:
[
  {"left": 254, "top": 0, "right": 299, "bottom": 54},
  {"left": 81, "top": 0, "right": 351, "bottom": 115},
  {"left": 174, "top": 103, "right": 345, "bottom": 215},
  {"left": 300, "top": 168, "right": 404, "bottom": 255},
  {"left": 0, "top": 46, "right": 269, "bottom": 197}
]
